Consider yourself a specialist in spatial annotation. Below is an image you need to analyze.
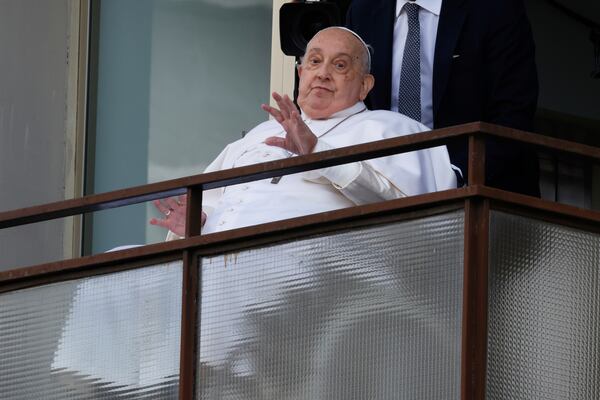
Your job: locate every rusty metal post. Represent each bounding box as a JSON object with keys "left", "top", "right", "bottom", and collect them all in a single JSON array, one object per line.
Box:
[
  {"left": 461, "top": 197, "right": 490, "bottom": 400},
  {"left": 468, "top": 133, "right": 486, "bottom": 187},
  {"left": 179, "top": 185, "right": 203, "bottom": 399}
]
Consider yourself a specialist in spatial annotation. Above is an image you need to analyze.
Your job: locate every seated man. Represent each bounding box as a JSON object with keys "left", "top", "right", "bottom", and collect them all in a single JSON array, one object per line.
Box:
[{"left": 151, "top": 27, "right": 456, "bottom": 237}]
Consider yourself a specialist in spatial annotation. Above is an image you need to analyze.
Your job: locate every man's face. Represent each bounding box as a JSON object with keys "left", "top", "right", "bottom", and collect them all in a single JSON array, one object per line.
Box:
[{"left": 297, "top": 29, "right": 374, "bottom": 119}]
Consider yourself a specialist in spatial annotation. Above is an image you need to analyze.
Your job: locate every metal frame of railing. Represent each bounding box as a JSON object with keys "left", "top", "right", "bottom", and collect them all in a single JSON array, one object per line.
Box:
[{"left": 1, "top": 122, "right": 600, "bottom": 400}]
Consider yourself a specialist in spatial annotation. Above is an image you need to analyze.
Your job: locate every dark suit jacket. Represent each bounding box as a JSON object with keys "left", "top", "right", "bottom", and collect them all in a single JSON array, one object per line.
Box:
[{"left": 347, "top": 0, "right": 540, "bottom": 196}]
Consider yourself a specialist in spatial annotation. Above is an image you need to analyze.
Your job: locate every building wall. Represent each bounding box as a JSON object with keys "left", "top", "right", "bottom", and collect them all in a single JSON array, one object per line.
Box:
[{"left": 0, "top": 0, "right": 74, "bottom": 271}]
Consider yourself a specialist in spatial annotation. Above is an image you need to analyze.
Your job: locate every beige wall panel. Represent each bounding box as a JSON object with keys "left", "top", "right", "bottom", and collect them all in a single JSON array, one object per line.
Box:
[{"left": 0, "top": 0, "right": 73, "bottom": 270}]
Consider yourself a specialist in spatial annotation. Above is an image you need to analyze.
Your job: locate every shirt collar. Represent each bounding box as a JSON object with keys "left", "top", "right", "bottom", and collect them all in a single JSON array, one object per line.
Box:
[
  {"left": 396, "top": 0, "right": 442, "bottom": 18},
  {"left": 301, "top": 101, "right": 366, "bottom": 122}
]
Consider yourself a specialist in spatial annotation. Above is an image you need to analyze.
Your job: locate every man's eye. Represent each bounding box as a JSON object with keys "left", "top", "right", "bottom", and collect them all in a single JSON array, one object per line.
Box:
[
  {"left": 309, "top": 58, "right": 321, "bottom": 65},
  {"left": 334, "top": 61, "right": 347, "bottom": 70}
]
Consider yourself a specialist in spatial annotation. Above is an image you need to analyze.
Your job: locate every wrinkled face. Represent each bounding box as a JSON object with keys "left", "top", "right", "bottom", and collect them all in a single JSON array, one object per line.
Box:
[{"left": 297, "top": 28, "right": 374, "bottom": 119}]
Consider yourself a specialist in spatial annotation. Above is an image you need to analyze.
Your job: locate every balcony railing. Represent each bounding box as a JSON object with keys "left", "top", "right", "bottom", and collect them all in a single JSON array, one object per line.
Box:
[{"left": 0, "top": 122, "right": 599, "bottom": 400}]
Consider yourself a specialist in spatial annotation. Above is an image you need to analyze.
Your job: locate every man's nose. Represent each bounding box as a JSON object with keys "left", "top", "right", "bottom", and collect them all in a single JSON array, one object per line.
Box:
[{"left": 315, "top": 62, "right": 332, "bottom": 79}]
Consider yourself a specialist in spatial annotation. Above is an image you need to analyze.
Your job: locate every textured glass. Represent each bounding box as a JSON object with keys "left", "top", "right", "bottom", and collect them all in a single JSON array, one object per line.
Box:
[
  {"left": 198, "top": 211, "right": 465, "bottom": 399},
  {"left": 488, "top": 212, "right": 600, "bottom": 400},
  {"left": 0, "top": 262, "right": 182, "bottom": 400}
]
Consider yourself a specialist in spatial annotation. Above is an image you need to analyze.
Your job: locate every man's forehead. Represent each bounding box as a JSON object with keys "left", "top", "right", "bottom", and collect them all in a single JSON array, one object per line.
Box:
[
  {"left": 305, "top": 46, "right": 354, "bottom": 58},
  {"left": 306, "top": 31, "right": 360, "bottom": 56}
]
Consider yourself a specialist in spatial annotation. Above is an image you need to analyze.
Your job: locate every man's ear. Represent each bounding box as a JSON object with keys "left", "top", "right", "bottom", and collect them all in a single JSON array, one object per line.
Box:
[
  {"left": 297, "top": 64, "right": 303, "bottom": 78},
  {"left": 359, "top": 74, "right": 375, "bottom": 101}
]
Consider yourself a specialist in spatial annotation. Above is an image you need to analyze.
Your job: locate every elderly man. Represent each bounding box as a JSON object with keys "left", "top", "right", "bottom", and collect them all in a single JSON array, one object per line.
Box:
[{"left": 151, "top": 26, "right": 455, "bottom": 237}]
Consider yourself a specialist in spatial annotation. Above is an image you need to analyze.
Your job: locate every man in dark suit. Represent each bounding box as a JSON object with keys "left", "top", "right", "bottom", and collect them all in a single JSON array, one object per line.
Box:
[{"left": 347, "top": 0, "right": 540, "bottom": 196}]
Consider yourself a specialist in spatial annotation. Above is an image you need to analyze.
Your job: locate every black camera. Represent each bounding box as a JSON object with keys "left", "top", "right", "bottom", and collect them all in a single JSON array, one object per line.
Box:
[{"left": 279, "top": 1, "right": 342, "bottom": 57}]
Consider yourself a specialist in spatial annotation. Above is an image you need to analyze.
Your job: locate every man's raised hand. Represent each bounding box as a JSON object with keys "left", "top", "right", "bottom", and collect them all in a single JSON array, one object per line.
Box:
[{"left": 262, "top": 92, "right": 317, "bottom": 155}]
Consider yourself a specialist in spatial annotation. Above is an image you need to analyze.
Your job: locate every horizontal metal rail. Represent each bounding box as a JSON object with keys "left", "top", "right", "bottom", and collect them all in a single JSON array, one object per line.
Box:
[
  {"left": 1, "top": 122, "right": 599, "bottom": 230},
  {"left": 3, "top": 184, "right": 600, "bottom": 289}
]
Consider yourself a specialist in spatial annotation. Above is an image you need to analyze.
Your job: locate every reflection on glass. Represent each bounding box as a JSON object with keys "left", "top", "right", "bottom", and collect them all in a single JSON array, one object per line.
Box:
[
  {"left": 198, "top": 211, "right": 465, "bottom": 399},
  {"left": 0, "top": 262, "right": 182, "bottom": 400},
  {"left": 488, "top": 212, "right": 600, "bottom": 400}
]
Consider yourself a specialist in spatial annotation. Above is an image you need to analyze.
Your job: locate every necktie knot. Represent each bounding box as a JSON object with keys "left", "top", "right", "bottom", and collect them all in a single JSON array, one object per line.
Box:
[{"left": 404, "top": 2, "right": 420, "bottom": 19}]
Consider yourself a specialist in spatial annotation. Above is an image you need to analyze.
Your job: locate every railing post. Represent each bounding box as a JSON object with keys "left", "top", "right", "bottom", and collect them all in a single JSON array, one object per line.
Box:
[
  {"left": 185, "top": 185, "right": 204, "bottom": 238},
  {"left": 468, "top": 133, "right": 486, "bottom": 186},
  {"left": 462, "top": 198, "right": 490, "bottom": 400},
  {"left": 179, "top": 185, "right": 203, "bottom": 399}
]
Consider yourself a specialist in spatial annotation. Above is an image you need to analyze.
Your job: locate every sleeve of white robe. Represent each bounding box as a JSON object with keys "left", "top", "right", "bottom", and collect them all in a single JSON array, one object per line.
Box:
[{"left": 302, "top": 139, "right": 407, "bottom": 205}]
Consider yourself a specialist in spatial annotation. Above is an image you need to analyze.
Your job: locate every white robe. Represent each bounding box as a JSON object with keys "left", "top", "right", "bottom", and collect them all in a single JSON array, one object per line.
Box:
[{"left": 201, "top": 101, "right": 455, "bottom": 234}]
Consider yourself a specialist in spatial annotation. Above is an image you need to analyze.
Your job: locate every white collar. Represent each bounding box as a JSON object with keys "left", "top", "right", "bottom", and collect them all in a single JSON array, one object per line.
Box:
[
  {"left": 396, "top": 0, "right": 442, "bottom": 18},
  {"left": 301, "top": 101, "right": 367, "bottom": 122}
]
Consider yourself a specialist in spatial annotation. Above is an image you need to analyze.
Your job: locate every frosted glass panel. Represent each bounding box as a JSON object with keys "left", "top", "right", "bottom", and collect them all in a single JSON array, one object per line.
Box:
[
  {"left": 488, "top": 211, "right": 600, "bottom": 400},
  {"left": 0, "top": 262, "right": 182, "bottom": 400},
  {"left": 198, "top": 211, "right": 465, "bottom": 399}
]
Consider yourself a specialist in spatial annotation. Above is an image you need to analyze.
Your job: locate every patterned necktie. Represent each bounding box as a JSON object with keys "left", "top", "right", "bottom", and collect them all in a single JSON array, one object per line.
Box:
[{"left": 397, "top": 2, "right": 421, "bottom": 122}]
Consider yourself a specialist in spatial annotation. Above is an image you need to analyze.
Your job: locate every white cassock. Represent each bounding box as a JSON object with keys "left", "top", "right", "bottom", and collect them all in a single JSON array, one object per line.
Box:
[{"left": 199, "top": 101, "right": 456, "bottom": 234}]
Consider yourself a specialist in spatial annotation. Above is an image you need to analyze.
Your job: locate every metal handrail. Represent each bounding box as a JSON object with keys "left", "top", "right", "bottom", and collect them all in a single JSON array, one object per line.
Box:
[{"left": 1, "top": 121, "right": 599, "bottom": 231}]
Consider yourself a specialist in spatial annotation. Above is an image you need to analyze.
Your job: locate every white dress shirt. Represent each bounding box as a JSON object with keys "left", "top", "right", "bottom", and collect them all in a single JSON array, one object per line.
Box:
[{"left": 391, "top": 0, "right": 441, "bottom": 129}]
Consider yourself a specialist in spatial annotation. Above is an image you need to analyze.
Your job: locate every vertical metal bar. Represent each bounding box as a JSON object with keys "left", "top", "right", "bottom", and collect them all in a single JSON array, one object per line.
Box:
[
  {"left": 179, "top": 250, "right": 199, "bottom": 400},
  {"left": 179, "top": 186, "right": 203, "bottom": 399},
  {"left": 185, "top": 186, "right": 204, "bottom": 238},
  {"left": 468, "top": 134, "right": 486, "bottom": 186},
  {"left": 461, "top": 198, "right": 490, "bottom": 400},
  {"left": 81, "top": 0, "right": 101, "bottom": 257}
]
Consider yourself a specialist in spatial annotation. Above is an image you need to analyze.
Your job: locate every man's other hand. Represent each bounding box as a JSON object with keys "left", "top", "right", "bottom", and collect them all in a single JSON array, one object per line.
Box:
[{"left": 149, "top": 195, "right": 206, "bottom": 237}]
